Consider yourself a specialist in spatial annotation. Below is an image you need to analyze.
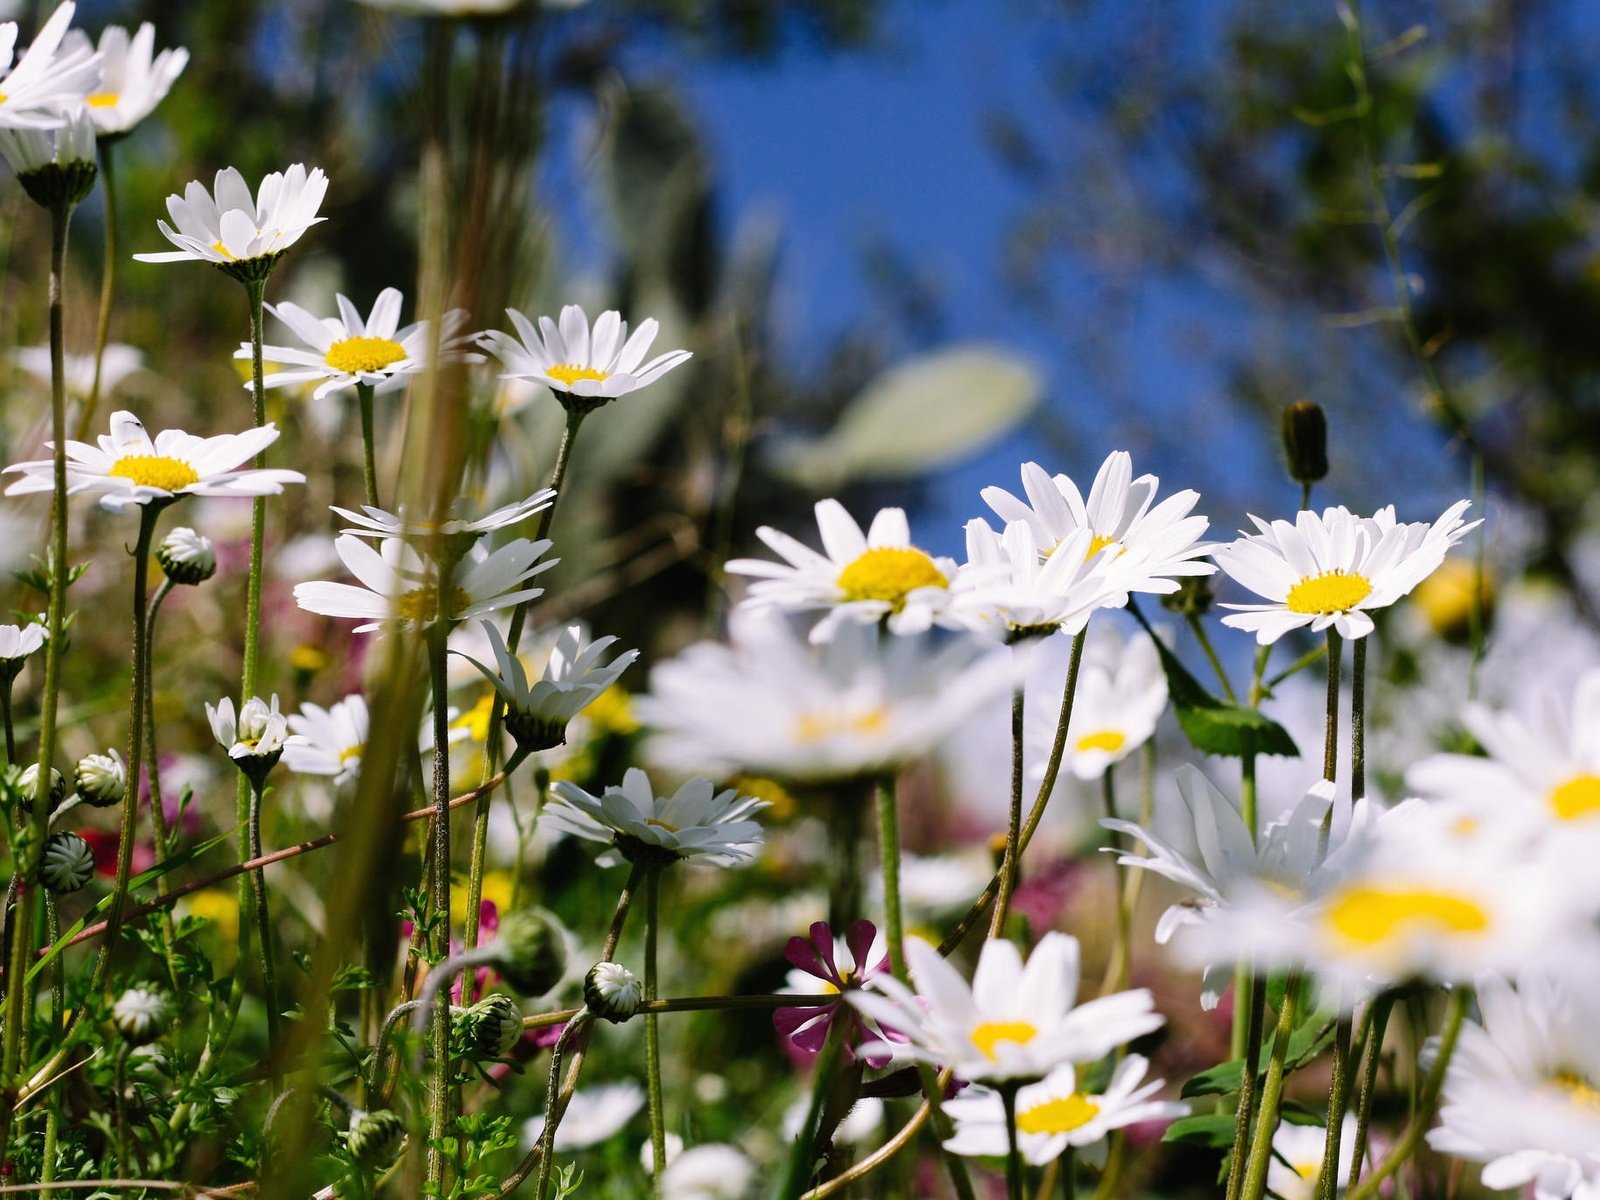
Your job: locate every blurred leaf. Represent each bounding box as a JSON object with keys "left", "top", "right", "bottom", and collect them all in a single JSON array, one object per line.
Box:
[
  {"left": 1161, "top": 1112, "right": 1237, "bottom": 1148},
  {"left": 1132, "top": 618, "right": 1298, "bottom": 759}
]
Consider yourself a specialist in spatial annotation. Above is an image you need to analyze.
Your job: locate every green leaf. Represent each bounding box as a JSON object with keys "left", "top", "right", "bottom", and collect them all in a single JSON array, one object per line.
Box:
[
  {"left": 1161, "top": 1112, "right": 1238, "bottom": 1148},
  {"left": 1181, "top": 1060, "right": 1243, "bottom": 1098},
  {"left": 1133, "top": 616, "right": 1298, "bottom": 758}
]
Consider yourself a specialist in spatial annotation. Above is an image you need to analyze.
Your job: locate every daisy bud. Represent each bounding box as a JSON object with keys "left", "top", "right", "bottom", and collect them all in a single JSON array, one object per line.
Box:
[
  {"left": 460, "top": 993, "right": 524, "bottom": 1059},
  {"left": 346, "top": 1108, "right": 407, "bottom": 1171},
  {"left": 156, "top": 527, "right": 217, "bottom": 586},
  {"left": 1281, "top": 401, "right": 1329, "bottom": 486},
  {"left": 584, "top": 961, "right": 642, "bottom": 1023},
  {"left": 492, "top": 908, "right": 568, "bottom": 998},
  {"left": 207, "top": 695, "right": 294, "bottom": 789},
  {"left": 113, "top": 987, "right": 171, "bottom": 1045},
  {"left": 40, "top": 832, "right": 96, "bottom": 894},
  {"left": 18, "top": 764, "right": 67, "bottom": 813},
  {"left": 74, "top": 750, "right": 128, "bottom": 808},
  {"left": 6, "top": 113, "right": 99, "bottom": 212}
]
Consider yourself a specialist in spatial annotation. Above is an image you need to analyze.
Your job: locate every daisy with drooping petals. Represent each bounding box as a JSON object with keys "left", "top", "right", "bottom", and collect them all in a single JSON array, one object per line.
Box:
[
  {"left": 3, "top": 410, "right": 304, "bottom": 512},
  {"left": 1037, "top": 623, "right": 1167, "bottom": 781},
  {"left": 952, "top": 519, "right": 1123, "bottom": 641},
  {"left": 331, "top": 491, "right": 555, "bottom": 544},
  {"left": 477, "top": 304, "right": 691, "bottom": 414},
  {"left": 980, "top": 454, "right": 1216, "bottom": 603},
  {"left": 1211, "top": 501, "right": 1478, "bottom": 644},
  {"left": 85, "top": 23, "right": 187, "bottom": 137},
  {"left": 242, "top": 288, "right": 479, "bottom": 400},
  {"left": 285, "top": 694, "right": 368, "bottom": 787},
  {"left": 133, "top": 163, "right": 328, "bottom": 277},
  {"left": 0, "top": 103, "right": 94, "bottom": 190},
  {"left": 726, "top": 500, "right": 961, "bottom": 643},
  {"left": 292, "top": 533, "right": 555, "bottom": 634},
  {"left": 848, "top": 932, "right": 1165, "bottom": 1083},
  {"left": 0, "top": 3, "right": 100, "bottom": 131},
  {"left": 942, "top": 1056, "right": 1187, "bottom": 1164},
  {"left": 543, "top": 768, "right": 766, "bottom": 868}
]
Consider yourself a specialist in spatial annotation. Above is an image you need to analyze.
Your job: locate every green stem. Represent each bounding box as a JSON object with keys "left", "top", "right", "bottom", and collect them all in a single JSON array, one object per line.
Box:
[
  {"left": 1351, "top": 637, "right": 1367, "bottom": 801},
  {"left": 1347, "top": 996, "right": 1393, "bottom": 1190},
  {"left": 1317, "top": 1015, "right": 1355, "bottom": 1200},
  {"left": 80, "top": 137, "right": 117, "bottom": 441},
  {"left": 778, "top": 1010, "right": 849, "bottom": 1200},
  {"left": 1222, "top": 969, "right": 1268, "bottom": 1200},
  {"left": 0, "top": 680, "right": 13, "bottom": 764},
  {"left": 1185, "top": 612, "right": 1237, "bottom": 702},
  {"left": 990, "top": 684, "right": 1026, "bottom": 940},
  {"left": 644, "top": 867, "right": 666, "bottom": 1200},
  {"left": 248, "top": 780, "right": 281, "bottom": 1063},
  {"left": 827, "top": 788, "right": 863, "bottom": 929},
  {"left": 426, "top": 627, "right": 454, "bottom": 1196},
  {"left": 1097, "top": 768, "right": 1132, "bottom": 1000},
  {"left": 1237, "top": 973, "right": 1302, "bottom": 1200},
  {"left": 144, "top": 577, "right": 183, "bottom": 989},
  {"left": 1002, "top": 1084, "right": 1026, "bottom": 1200},
  {"left": 1322, "top": 629, "right": 1342, "bottom": 785},
  {"left": 357, "top": 381, "right": 380, "bottom": 510},
  {"left": 532, "top": 1013, "right": 590, "bottom": 1200}
]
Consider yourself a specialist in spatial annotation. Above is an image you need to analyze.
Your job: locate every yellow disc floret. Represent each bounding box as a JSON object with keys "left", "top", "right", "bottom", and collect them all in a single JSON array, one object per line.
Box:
[
  {"left": 970, "top": 1020, "right": 1038, "bottom": 1062},
  {"left": 393, "top": 585, "right": 471, "bottom": 625},
  {"left": 1016, "top": 1093, "right": 1101, "bottom": 1136},
  {"left": 836, "top": 547, "right": 948, "bottom": 610},
  {"left": 325, "top": 336, "right": 407, "bottom": 375},
  {"left": 1549, "top": 774, "right": 1600, "bottom": 822},
  {"left": 1551, "top": 1070, "right": 1600, "bottom": 1109},
  {"left": 108, "top": 455, "right": 201, "bottom": 492},
  {"left": 86, "top": 92, "right": 120, "bottom": 108},
  {"left": 1286, "top": 570, "right": 1373, "bottom": 615},
  {"left": 1323, "top": 885, "right": 1489, "bottom": 947},
  {"left": 794, "top": 707, "right": 889, "bottom": 744},
  {"left": 545, "top": 364, "right": 611, "bottom": 388},
  {"left": 1075, "top": 730, "right": 1127, "bottom": 754}
]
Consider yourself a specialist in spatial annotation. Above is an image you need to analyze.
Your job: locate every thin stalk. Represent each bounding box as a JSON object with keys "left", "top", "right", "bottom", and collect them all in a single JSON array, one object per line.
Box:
[
  {"left": 1061, "top": 1149, "right": 1076, "bottom": 1200},
  {"left": 1238, "top": 973, "right": 1302, "bottom": 1200},
  {"left": 1098, "top": 767, "right": 1132, "bottom": 999},
  {"left": 425, "top": 627, "right": 454, "bottom": 1196},
  {"left": 1317, "top": 1013, "right": 1355, "bottom": 1200},
  {"left": 356, "top": 381, "right": 380, "bottom": 509},
  {"left": 1347, "top": 996, "right": 1393, "bottom": 1189},
  {"left": 247, "top": 780, "right": 281, "bottom": 1060},
  {"left": 1232, "top": 644, "right": 1271, "bottom": 1060},
  {"left": 1185, "top": 612, "right": 1237, "bottom": 701},
  {"left": 39, "top": 894, "right": 62, "bottom": 1189},
  {"left": 143, "top": 578, "right": 183, "bottom": 987},
  {"left": 827, "top": 788, "right": 863, "bottom": 929},
  {"left": 532, "top": 1013, "right": 590, "bottom": 1200},
  {"left": 1322, "top": 629, "right": 1342, "bottom": 785},
  {"left": 644, "top": 868, "right": 667, "bottom": 1200},
  {"left": 1222, "top": 969, "right": 1269, "bottom": 1200},
  {"left": 990, "top": 684, "right": 1027, "bottom": 939},
  {"left": 777, "top": 1010, "right": 849, "bottom": 1200},
  {"left": 80, "top": 137, "right": 118, "bottom": 440},
  {"left": 1002, "top": 1084, "right": 1025, "bottom": 1200},
  {"left": 0, "top": 679, "right": 14, "bottom": 763},
  {"left": 1351, "top": 637, "right": 1367, "bottom": 801}
]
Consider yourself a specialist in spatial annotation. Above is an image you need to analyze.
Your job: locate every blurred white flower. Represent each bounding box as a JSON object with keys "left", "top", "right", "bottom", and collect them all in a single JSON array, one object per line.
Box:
[
  {"left": 0, "top": 3, "right": 100, "bottom": 130},
  {"left": 86, "top": 22, "right": 187, "bottom": 136}
]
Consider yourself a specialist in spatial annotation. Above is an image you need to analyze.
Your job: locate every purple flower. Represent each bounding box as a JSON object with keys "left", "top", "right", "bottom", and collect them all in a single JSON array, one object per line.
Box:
[{"left": 774, "top": 919, "right": 898, "bottom": 1067}]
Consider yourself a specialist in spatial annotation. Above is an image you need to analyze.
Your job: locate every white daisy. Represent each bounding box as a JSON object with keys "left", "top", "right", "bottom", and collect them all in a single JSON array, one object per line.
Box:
[
  {"left": 1040, "top": 623, "right": 1167, "bottom": 781},
  {"left": 0, "top": 623, "right": 45, "bottom": 666},
  {"left": 14, "top": 342, "right": 143, "bottom": 398},
  {"left": 206, "top": 694, "right": 296, "bottom": 761},
  {"left": 638, "top": 610, "right": 1018, "bottom": 785},
  {"left": 477, "top": 304, "right": 691, "bottom": 412},
  {"left": 951, "top": 519, "right": 1122, "bottom": 641},
  {"left": 1212, "top": 501, "right": 1479, "bottom": 644},
  {"left": 2, "top": 410, "right": 305, "bottom": 512},
  {"left": 725, "top": 499, "right": 961, "bottom": 643},
  {"left": 658, "top": 1144, "right": 756, "bottom": 1200},
  {"left": 331, "top": 490, "right": 555, "bottom": 543},
  {"left": 848, "top": 932, "right": 1165, "bottom": 1084},
  {"left": 521, "top": 1081, "right": 644, "bottom": 1153},
  {"left": 980, "top": 454, "right": 1216, "bottom": 603},
  {"left": 241, "top": 289, "right": 479, "bottom": 400},
  {"left": 0, "top": 101, "right": 93, "bottom": 180},
  {"left": 84, "top": 23, "right": 187, "bottom": 136},
  {"left": 943, "top": 1056, "right": 1187, "bottom": 1165},
  {"left": 543, "top": 767, "right": 766, "bottom": 868},
  {"left": 292, "top": 532, "right": 555, "bottom": 634},
  {"left": 0, "top": 4, "right": 100, "bottom": 131},
  {"left": 457, "top": 619, "right": 638, "bottom": 754},
  {"left": 284, "top": 694, "right": 367, "bottom": 787},
  {"left": 1266, "top": 1115, "right": 1362, "bottom": 1200},
  {"left": 133, "top": 162, "right": 328, "bottom": 274}
]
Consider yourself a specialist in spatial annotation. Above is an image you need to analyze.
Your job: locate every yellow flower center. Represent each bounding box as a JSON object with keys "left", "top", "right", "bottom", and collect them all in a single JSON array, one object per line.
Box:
[
  {"left": 210, "top": 240, "right": 236, "bottom": 262},
  {"left": 290, "top": 644, "right": 328, "bottom": 674},
  {"left": 1286, "top": 570, "right": 1373, "bottom": 615},
  {"left": 545, "top": 364, "right": 611, "bottom": 387},
  {"left": 836, "top": 547, "right": 948, "bottom": 610},
  {"left": 1016, "top": 1092, "right": 1101, "bottom": 1135},
  {"left": 1292, "top": 1161, "right": 1322, "bottom": 1181},
  {"left": 325, "top": 335, "right": 407, "bottom": 375},
  {"left": 970, "top": 1020, "right": 1038, "bottom": 1062},
  {"left": 338, "top": 743, "right": 364, "bottom": 764},
  {"left": 794, "top": 708, "right": 889, "bottom": 744},
  {"left": 107, "top": 455, "right": 201, "bottom": 492},
  {"left": 1087, "top": 533, "right": 1120, "bottom": 558},
  {"left": 453, "top": 692, "right": 496, "bottom": 743},
  {"left": 645, "top": 817, "right": 680, "bottom": 833},
  {"left": 86, "top": 92, "right": 120, "bottom": 108},
  {"left": 1323, "top": 885, "right": 1489, "bottom": 947},
  {"left": 1551, "top": 1070, "right": 1600, "bottom": 1108},
  {"left": 1075, "top": 729, "right": 1127, "bottom": 754},
  {"left": 393, "top": 586, "right": 471, "bottom": 625},
  {"left": 1549, "top": 774, "right": 1600, "bottom": 822}
]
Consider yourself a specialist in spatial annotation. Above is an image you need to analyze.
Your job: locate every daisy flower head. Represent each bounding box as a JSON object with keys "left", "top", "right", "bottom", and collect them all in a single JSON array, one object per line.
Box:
[
  {"left": 134, "top": 162, "right": 327, "bottom": 282},
  {"left": 0, "top": 622, "right": 45, "bottom": 673},
  {"left": 14, "top": 342, "right": 142, "bottom": 400},
  {"left": 980, "top": 455, "right": 1216, "bottom": 604},
  {"left": 849, "top": 932, "right": 1165, "bottom": 1084},
  {"left": 542, "top": 767, "right": 766, "bottom": 869},
  {"left": 2, "top": 410, "right": 305, "bottom": 513},
  {"left": 521, "top": 1081, "right": 643, "bottom": 1155},
  {"left": 725, "top": 499, "right": 961, "bottom": 643},
  {"left": 1266, "top": 1115, "right": 1362, "bottom": 1200},
  {"left": 85, "top": 23, "right": 187, "bottom": 137},
  {"left": 0, "top": 103, "right": 95, "bottom": 208},
  {"left": 284, "top": 694, "right": 368, "bottom": 787},
  {"left": 952, "top": 518, "right": 1123, "bottom": 642},
  {"left": 0, "top": 4, "right": 100, "bottom": 132},
  {"left": 331, "top": 490, "right": 555, "bottom": 548},
  {"left": 292, "top": 533, "right": 555, "bottom": 634},
  {"left": 774, "top": 919, "right": 897, "bottom": 1066},
  {"left": 943, "top": 1056, "right": 1187, "bottom": 1165},
  {"left": 207, "top": 694, "right": 300, "bottom": 787},
  {"left": 477, "top": 304, "right": 691, "bottom": 415},
  {"left": 1044, "top": 623, "right": 1167, "bottom": 781},
  {"left": 243, "top": 289, "right": 479, "bottom": 400},
  {"left": 1212, "top": 501, "right": 1479, "bottom": 645}
]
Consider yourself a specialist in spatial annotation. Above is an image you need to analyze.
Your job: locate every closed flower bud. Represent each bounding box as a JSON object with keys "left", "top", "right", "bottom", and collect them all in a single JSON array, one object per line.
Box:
[
  {"left": 584, "top": 961, "right": 642, "bottom": 1023},
  {"left": 156, "top": 527, "right": 217, "bottom": 586},
  {"left": 492, "top": 908, "right": 568, "bottom": 998},
  {"left": 346, "top": 1108, "right": 407, "bottom": 1170},
  {"left": 461, "top": 993, "right": 523, "bottom": 1059},
  {"left": 40, "top": 832, "right": 95, "bottom": 893},
  {"left": 1281, "top": 401, "right": 1329, "bottom": 486},
  {"left": 19, "top": 764, "right": 66, "bottom": 813},
  {"left": 112, "top": 987, "right": 170, "bottom": 1045},
  {"left": 74, "top": 750, "right": 127, "bottom": 808}
]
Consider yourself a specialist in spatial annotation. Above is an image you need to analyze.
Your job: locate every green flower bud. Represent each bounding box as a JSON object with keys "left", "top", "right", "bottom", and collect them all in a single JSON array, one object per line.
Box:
[
  {"left": 346, "top": 1109, "right": 407, "bottom": 1170},
  {"left": 155, "top": 527, "right": 217, "bottom": 586},
  {"left": 112, "top": 987, "right": 170, "bottom": 1045},
  {"left": 461, "top": 993, "right": 524, "bottom": 1059},
  {"left": 18, "top": 764, "right": 66, "bottom": 814},
  {"left": 1281, "top": 401, "right": 1329, "bottom": 486},
  {"left": 584, "top": 961, "right": 642, "bottom": 1023},
  {"left": 74, "top": 750, "right": 127, "bottom": 808},
  {"left": 493, "top": 908, "right": 568, "bottom": 998},
  {"left": 40, "top": 832, "right": 95, "bottom": 894}
]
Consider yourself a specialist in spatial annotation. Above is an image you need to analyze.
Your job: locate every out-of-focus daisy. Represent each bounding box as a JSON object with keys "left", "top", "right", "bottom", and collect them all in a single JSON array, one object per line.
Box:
[
  {"left": 521, "top": 1081, "right": 643, "bottom": 1153},
  {"left": 849, "top": 932, "right": 1164, "bottom": 1083},
  {"left": 774, "top": 919, "right": 896, "bottom": 1066},
  {"left": 943, "top": 1056, "right": 1186, "bottom": 1164},
  {"left": 0, "top": 622, "right": 45, "bottom": 674},
  {"left": 0, "top": 103, "right": 94, "bottom": 194},
  {"left": 1267, "top": 1115, "right": 1361, "bottom": 1200},
  {"left": 85, "top": 23, "right": 187, "bottom": 136},
  {"left": 726, "top": 500, "right": 961, "bottom": 642},
  {"left": 331, "top": 491, "right": 554, "bottom": 544},
  {"left": 543, "top": 768, "right": 766, "bottom": 868},
  {"left": 781, "top": 1096, "right": 884, "bottom": 1147},
  {"left": 284, "top": 694, "right": 367, "bottom": 787},
  {"left": 952, "top": 519, "right": 1121, "bottom": 641},
  {"left": 206, "top": 694, "right": 298, "bottom": 763},
  {"left": 134, "top": 163, "right": 327, "bottom": 275},
  {"left": 980, "top": 455, "right": 1216, "bottom": 604},
  {"left": 292, "top": 533, "right": 554, "bottom": 633},
  {"left": 1037, "top": 623, "right": 1166, "bottom": 781},
  {"left": 3, "top": 410, "right": 304, "bottom": 512},
  {"left": 14, "top": 343, "right": 143, "bottom": 399},
  {"left": 1429, "top": 973, "right": 1600, "bottom": 1200},
  {"left": 242, "top": 289, "right": 479, "bottom": 400},
  {"left": 0, "top": 3, "right": 99, "bottom": 130},
  {"left": 638, "top": 611, "right": 1017, "bottom": 785},
  {"left": 657, "top": 1143, "right": 756, "bottom": 1200},
  {"left": 1212, "top": 502, "right": 1479, "bottom": 644},
  {"left": 477, "top": 304, "right": 691, "bottom": 413}
]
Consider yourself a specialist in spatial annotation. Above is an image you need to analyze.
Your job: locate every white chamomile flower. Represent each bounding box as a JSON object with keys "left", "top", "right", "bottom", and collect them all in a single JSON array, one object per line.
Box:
[
  {"left": 725, "top": 499, "right": 961, "bottom": 643},
  {"left": 1212, "top": 501, "right": 1479, "bottom": 644},
  {"left": 0, "top": 102, "right": 93, "bottom": 180},
  {"left": 848, "top": 932, "right": 1165, "bottom": 1084},
  {"left": 2, "top": 410, "right": 305, "bottom": 512},
  {"left": 331, "top": 490, "right": 555, "bottom": 543},
  {"left": 242, "top": 289, "right": 479, "bottom": 400},
  {"left": 285, "top": 694, "right": 368, "bottom": 787},
  {"left": 522, "top": 1081, "right": 644, "bottom": 1153},
  {"left": 292, "top": 532, "right": 555, "bottom": 633},
  {"left": 943, "top": 1056, "right": 1187, "bottom": 1165},
  {"left": 134, "top": 163, "right": 328, "bottom": 275},
  {"left": 477, "top": 303, "right": 691, "bottom": 413},
  {"left": 952, "top": 519, "right": 1122, "bottom": 640},
  {"left": 1041, "top": 623, "right": 1167, "bottom": 780},
  {"left": 206, "top": 694, "right": 295, "bottom": 761},
  {"left": 543, "top": 767, "right": 767, "bottom": 868},
  {"left": 980, "top": 454, "right": 1217, "bottom": 603},
  {"left": 658, "top": 1143, "right": 756, "bottom": 1200},
  {"left": 0, "top": 3, "right": 100, "bottom": 131},
  {"left": 14, "top": 342, "right": 142, "bottom": 399},
  {"left": 1267, "top": 1115, "right": 1361, "bottom": 1200},
  {"left": 458, "top": 619, "right": 638, "bottom": 754},
  {"left": 0, "top": 622, "right": 45, "bottom": 667},
  {"left": 85, "top": 23, "right": 187, "bottom": 136}
]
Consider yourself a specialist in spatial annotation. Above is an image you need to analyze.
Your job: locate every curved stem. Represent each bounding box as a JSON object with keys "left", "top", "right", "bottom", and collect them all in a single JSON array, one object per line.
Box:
[
  {"left": 356, "top": 382, "right": 380, "bottom": 510},
  {"left": 80, "top": 138, "right": 117, "bottom": 441},
  {"left": 989, "top": 684, "right": 1027, "bottom": 940},
  {"left": 532, "top": 1013, "right": 590, "bottom": 1200},
  {"left": 644, "top": 867, "right": 666, "bottom": 1200}
]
